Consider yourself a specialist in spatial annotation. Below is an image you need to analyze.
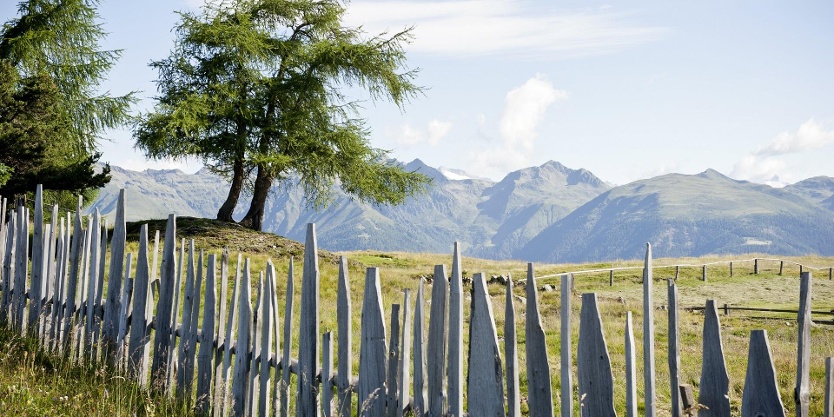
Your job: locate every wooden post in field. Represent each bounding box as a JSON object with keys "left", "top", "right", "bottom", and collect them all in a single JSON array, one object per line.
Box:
[
  {"left": 413, "top": 280, "right": 428, "bottom": 416},
  {"left": 104, "top": 189, "right": 126, "bottom": 361},
  {"left": 14, "top": 205, "right": 29, "bottom": 331},
  {"left": 448, "top": 242, "right": 464, "bottom": 417},
  {"left": 177, "top": 243, "right": 197, "bottom": 396},
  {"left": 754, "top": 258, "right": 758, "bottom": 274},
  {"left": 84, "top": 211, "right": 101, "bottom": 348},
  {"left": 337, "top": 256, "right": 353, "bottom": 417},
  {"left": 467, "top": 272, "right": 504, "bottom": 416},
  {"left": 667, "top": 279, "right": 681, "bottom": 417},
  {"left": 698, "top": 300, "right": 730, "bottom": 417},
  {"left": 195, "top": 253, "right": 217, "bottom": 416},
  {"left": 257, "top": 264, "right": 274, "bottom": 417},
  {"left": 1, "top": 212, "right": 16, "bottom": 323},
  {"left": 427, "top": 264, "right": 448, "bottom": 417},
  {"left": 799, "top": 264, "right": 804, "bottom": 277},
  {"left": 298, "top": 224, "right": 320, "bottom": 417},
  {"left": 741, "top": 330, "right": 786, "bottom": 417},
  {"left": 212, "top": 249, "right": 230, "bottom": 415},
  {"left": 128, "top": 225, "right": 152, "bottom": 385},
  {"left": 322, "top": 331, "right": 334, "bottom": 417},
  {"left": 829, "top": 267, "right": 833, "bottom": 281},
  {"left": 779, "top": 261, "right": 784, "bottom": 275},
  {"left": 525, "top": 263, "right": 554, "bottom": 416},
  {"left": 561, "top": 273, "right": 573, "bottom": 417},
  {"left": 505, "top": 275, "right": 521, "bottom": 417},
  {"left": 232, "top": 259, "right": 253, "bottom": 417},
  {"left": 643, "top": 243, "right": 657, "bottom": 417},
  {"left": 729, "top": 261, "right": 733, "bottom": 277},
  {"left": 152, "top": 214, "right": 176, "bottom": 390},
  {"left": 398, "top": 289, "right": 412, "bottom": 417},
  {"left": 280, "top": 258, "right": 294, "bottom": 417},
  {"left": 625, "top": 312, "right": 637, "bottom": 417},
  {"left": 825, "top": 357, "right": 833, "bottom": 417},
  {"left": 796, "top": 272, "right": 811, "bottom": 417},
  {"left": 28, "top": 185, "right": 43, "bottom": 332},
  {"left": 358, "top": 267, "right": 387, "bottom": 416},
  {"left": 609, "top": 269, "right": 613, "bottom": 286},
  {"left": 702, "top": 265, "right": 707, "bottom": 282},
  {"left": 386, "top": 304, "right": 401, "bottom": 417},
  {"left": 577, "top": 293, "right": 616, "bottom": 417},
  {"left": 675, "top": 265, "right": 679, "bottom": 281}
]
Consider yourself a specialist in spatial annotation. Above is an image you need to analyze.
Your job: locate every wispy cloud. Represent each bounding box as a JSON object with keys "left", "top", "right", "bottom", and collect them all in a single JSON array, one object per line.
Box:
[
  {"left": 395, "top": 119, "right": 452, "bottom": 146},
  {"left": 345, "top": 1, "right": 666, "bottom": 59},
  {"left": 731, "top": 155, "right": 787, "bottom": 187},
  {"left": 755, "top": 118, "right": 834, "bottom": 156}
]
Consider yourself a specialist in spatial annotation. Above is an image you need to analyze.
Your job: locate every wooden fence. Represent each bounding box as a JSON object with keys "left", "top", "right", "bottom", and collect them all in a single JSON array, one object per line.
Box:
[{"left": 0, "top": 185, "right": 833, "bottom": 417}]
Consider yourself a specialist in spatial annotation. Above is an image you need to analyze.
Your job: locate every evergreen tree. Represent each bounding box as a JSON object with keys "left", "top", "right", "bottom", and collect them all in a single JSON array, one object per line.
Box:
[{"left": 135, "top": 0, "right": 429, "bottom": 230}]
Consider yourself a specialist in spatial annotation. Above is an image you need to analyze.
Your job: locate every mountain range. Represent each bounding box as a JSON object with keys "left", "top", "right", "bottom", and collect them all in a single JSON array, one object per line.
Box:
[{"left": 88, "top": 161, "right": 834, "bottom": 263}]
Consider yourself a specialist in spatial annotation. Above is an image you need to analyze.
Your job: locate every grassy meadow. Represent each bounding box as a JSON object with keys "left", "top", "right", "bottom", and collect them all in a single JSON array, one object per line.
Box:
[{"left": 2, "top": 217, "right": 833, "bottom": 415}]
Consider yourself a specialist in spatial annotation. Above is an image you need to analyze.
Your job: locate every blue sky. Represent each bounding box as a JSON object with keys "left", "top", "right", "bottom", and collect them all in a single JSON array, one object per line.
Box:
[{"left": 3, "top": 1, "right": 833, "bottom": 186}]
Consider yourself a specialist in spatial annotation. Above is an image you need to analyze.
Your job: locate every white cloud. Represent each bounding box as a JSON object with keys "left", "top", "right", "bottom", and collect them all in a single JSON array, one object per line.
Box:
[
  {"left": 756, "top": 118, "right": 834, "bottom": 156},
  {"left": 731, "top": 155, "right": 787, "bottom": 187},
  {"left": 395, "top": 119, "right": 452, "bottom": 146},
  {"left": 344, "top": 1, "right": 666, "bottom": 59}
]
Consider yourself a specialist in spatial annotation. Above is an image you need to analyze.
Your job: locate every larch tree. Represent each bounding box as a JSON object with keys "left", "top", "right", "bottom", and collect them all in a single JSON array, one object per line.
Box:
[{"left": 135, "top": 0, "right": 430, "bottom": 230}]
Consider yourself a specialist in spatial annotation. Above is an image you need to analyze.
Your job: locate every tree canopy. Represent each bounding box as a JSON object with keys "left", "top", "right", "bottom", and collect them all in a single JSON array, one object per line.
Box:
[
  {"left": 0, "top": 0, "right": 133, "bottom": 206},
  {"left": 135, "top": 0, "right": 430, "bottom": 230}
]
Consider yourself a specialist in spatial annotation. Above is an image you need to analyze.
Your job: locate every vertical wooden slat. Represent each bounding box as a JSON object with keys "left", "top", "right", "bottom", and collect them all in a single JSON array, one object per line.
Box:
[
  {"left": 796, "top": 271, "right": 812, "bottom": 417},
  {"left": 116, "top": 253, "right": 134, "bottom": 366},
  {"left": 48, "top": 217, "right": 65, "bottom": 346},
  {"left": 247, "top": 272, "right": 262, "bottom": 417},
  {"left": 187, "top": 250, "right": 205, "bottom": 397},
  {"left": 196, "top": 253, "right": 217, "bottom": 416},
  {"left": 387, "top": 304, "right": 402, "bottom": 417},
  {"left": 577, "top": 293, "right": 616, "bottom": 417},
  {"left": 280, "top": 258, "right": 294, "bottom": 417},
  {"left": 1, "top": 213, "right": 15, "bottom": 323},
  {"left": 92, "top": 223, "right": 108, "bottom": 353},
  {"left": 698, "top": 300, "right": 730, "bottom": 417},
  {"left": 702, "top": 265, "right": 707, "bottom": 282},
  {"left": 299, "top": 223, "right": 320, "bottom": 417},
  {"left": 398, "top": 289, "right": 412, "bottom": 417},
  {"left": 412, "top": 278, "right": 428, "bottom": 416},
  {"left": 152, "top": 214, "right": 177, "bottom": 389},
  {"left": 14, "top": 205, "right": 30, "bottom": 331},
  {"left": 505, "top": 275, "right": 521, "bottom": 417},
  {"left": 151, "top": 230, "right": 160, "bottom": 298},
  {"left": 220, "top": 253, "right": 242, "bottom": 417},
  {"left": 269, "top": 264, "right": 281, "bottom": 416},
  {"left": 825, "top": 357, "right": 833, "bottom": 417},
  {"left": 167, "top": 238, "right": 186, "bottom": 394},
  {"left": 258, "top": 263, "right": 275, "bottom": 417},
  {"left": 232, "top": 258, "right": 253, "bottom": 417},
  {"left": 63, "top": 201, "right": 83, "bottom": 347},
  {"left": 85, "top": 210, "right": 102, "bottom": 344},
  {"left": 358, "top": 267, "right": 387, "bottom": 416},
  {"left": 625, "top": 311, "right": 638, "bottom": 417},
  {"left": 643, "top": 243, "right": 657, "bottom": 417},
  {"left": 76, "top": 216, "right": 92, "bottom": 354},
  {"left": 337, "top": 256, "right": 353, "bottom": 417},
  {"left": 427, "top": 264, "right": 448, "bottom": 417},
  {"left": 129, "top": 225, "right": 151, "bottom": 383},
  {"left": 323, "top": 331, "right": 334, "bottom": 417},
  {"left": 28, "top": 184, "right": 43, "bottom": 331},
  {"left": 729, "top": 261, "right": 733, "bottom": 277},
  {"left": 178, "top": 242, "right": 197, "bottom": 396},
  {"left": 104, "top": 189, "right": 126, "bottom": 359},
  {"left": 561, "top": 273, "right": 573, "bottom": 417},
  {"left": 447, "top": 242, "right": 464, "bottom": 417},
  {"left": 467, "top": 272, "right": 505, "bottom": 417},
  {"left": 741, "top": 330, "right": 786, "bottom": 417},
  {"left": 213, "top": 249, "right": 231, "bottom": 417},
  {"left": 667, "top": 279, "right": 681, "bottom": 417},
  {"left": 525, "top": 263, "right": 554, "bottom": 416},
  {"left": 754, "top": 258, "right": 758, "bottom": 274}
]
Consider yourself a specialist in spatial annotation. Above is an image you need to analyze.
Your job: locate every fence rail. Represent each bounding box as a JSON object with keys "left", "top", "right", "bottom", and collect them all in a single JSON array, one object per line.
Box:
[{"left": 1, "top": 186, "right": 834, "bottom": 416}]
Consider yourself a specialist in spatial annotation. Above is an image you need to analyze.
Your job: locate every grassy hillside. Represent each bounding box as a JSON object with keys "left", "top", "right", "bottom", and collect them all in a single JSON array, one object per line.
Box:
[{"left": 4, "top": 218, "right": 834, "bottom": 415}]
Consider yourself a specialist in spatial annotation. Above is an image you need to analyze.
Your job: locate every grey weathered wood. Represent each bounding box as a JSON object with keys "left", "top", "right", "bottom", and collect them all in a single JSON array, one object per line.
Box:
[
  {"left": 358, "top": 267, "right": 387, "bottom": 417},
  {"left": 187, "top": 250, "right": 204, "bottom": 396},
  {"left": 152, "top": 214, "right": 177, "bottom": 389},
  {"left": 729, "top": 261, "right": 733, "bottom": 277},
  {"left": 1, "top": 213, "right": 15, "bottom": 323},
  {"left": 412, "top": 278, "right": 428, "bottom": 416},
  {"left": 28, "top": 184, "right": 43, "bottom": 331},
  {"left": 232, "top": 258, "right": 253, "bottom": 417},
  {"left": 467, "top": 272, "right": 505, "bottom": 417},
  {"left": 754, "top": 258, "right": 759, "bottom": 274},
  {"left": 220, "top": 253, "right": 242, "bottom": 417},
  {"left": 177, "top": 243, "right": 197, "bottom": 396},
  {"left": 14, "top": 205, "right": 30, "bottom": 331},
  {"left": 609, "top": 269, "right": 614, "bottom": 286},
  {"left": 387, "top": 304, "right": 401, "bottom": 417},
  {"left": 796, "top": 271, "right": 812, "bottom": 417},
  {"left": 698, "top": 300, "right": 730, "bottom": 417},
  {"left": 196, "top": 253, "right": 217, "bottom": 416},
  {"left": 280, "top": 257, "right": 294, "bottom": 417},
  {"left": 680, "top": 385, "right": 695, "bottom": 413},
  {"left": 447, "top": 242, "right": 464, "bottom": 417},
  {"left": 129, "top": 225, "right": 152, "bottom": 384},
  {"left": 779, "top": 260, "right": 784, "bottom": 275},
  {"left": 116, "top": 253, "right": 134, "bottom": 365},
  {"left": 643, "top": 242, "right": 657, "bottom": 417},
  {"left": 92, "top": 223, "right": 108, "bottom": 354},
  {"left": 800, "top": 264, "right": 804, "bottom": 276},
  {"left": 299, "top": 223, "right": 321, "bottom": 417},
  {"left": 825, "top": 357, "right": 833, "bottom": 417},
  {"left": 151, "top": 230, "right": 160, "bottom": 298},
  {"left": 561, "top": 273, "right": 573, "bottom": 417},
  {"left": 50, "top": 217, "right": 66, "bottom": 349},
  {"left": 323, "top": 331, "right": 335, "bottom": 417},
  {"left": 247, "top": 273, "right": 263, "bottom": 417},
  {"left": 741, "top": 330, "right": 785, "bottom": 417},
  {"left": 702, "top": 265, "right": 707, "bottom": 282},
  {"left": 667, "top": 279, "right": 681, "bottom": 417},
  {"left": 577, "top": 293, "right": 616, "bottom": 417},
  {"left": 398, "top": 289, "right": 412, "bottom": 417},
  {"left": 84, "top": 210, "right": 101, "bottom": 344},
  {"left": 505, "top": 275, "right": 521, "bottom": 417},
  {"left": 427, "top": 264, "right": 448, "bottom": 417},
  {"left": 675, "top": 265, "right": 679, "bottom": 280},
  {"left": 258, "top": 265, "right": 275, "bottom": 417},
  {"left": 167, "top": 239, "right": 186, "bottom": 395},
  {"left": 269, "top": 264, "right": 281, "bottom": 416},
  {"left": 337, "top": 256, "right": 353, "bottom": 417},
  {"left": 212, "top": 249, "right": 230, "bottom": 417},
  {"left": 625, "top": 312, "right": 637, "bottom": 417},
  {"left": 525, "top": 263, "right": 554, "bottom": 416},
  {"left": 104, "top": 189, "right": 126, "bottom": 358}
]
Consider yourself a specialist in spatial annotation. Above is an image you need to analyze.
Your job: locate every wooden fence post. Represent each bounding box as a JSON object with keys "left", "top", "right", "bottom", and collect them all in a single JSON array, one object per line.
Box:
[
  {"left": 625, "top": 312, "right": 637, "bottom": 417},
  {"left": 358, "top": 267, "right": 387, "bottom": 416},
  {"left": 280, "top": 258, "right": 294, "bottom": 417},
  {"left": 609, "top": 269, "right": 613, "bottom": 286},
  {"left": 754, "top": 258, "right": 758, "bottom": 275},
  {"left": 577, "top": 293, "right": 616, "bottom": 417},
  {"left": 698, "top": 300, "right": 730, "bottom": 417},
  {"left": 129, "top": 225, "right": 152, "bottom": 385},
  {"left": 779, "top": 261, "right": 784, "bottom": 275},
  {"left": 196, "top": 253, "right": 217, "bottom": 416},
  {"left": 800, "top": 264, "right": 804, "bottom": 277},
  {"left": 104, "top": 189, "right": 126, "bottom": 361},
  {"left": 232, "top": 258, "right": 253, "bottom": 417},
  {"left": 14, "top": 205, "right": 29, "bottom": 332},
  {"left": 467, "top": 272, "right": 505, "bottom": 417},
  {"left": 412, "top": 279, "right": 428, "bottom": 416},
  {"left": 28, "top": 185, "right": 43, "bottom": 333},
  {"left": 1, "top": 213, "right": 16, "bottom": 324},
  {"left": 729, "top": 261, "right": 733, "bottom": 277},
  {"left": 84, "top": 211, "right": 101, "bottom": 350},
  {"left": 219, "top": 253, "right": 242, "bottom": 417},
  {"left": 702, "top": 265, "right": 707, "bottom": 282},
  {"left": 398, "top": 289, "right": 412, "bottom": 417},
  {"left": 258, "top": 263, "right": 275, "bottom": 417},
  {"left": 525, "top": 263, "right": 554, "bottom": 416},
  {"left": 177, "top": 243, "right": 197, "bottom": 396},
  {"left": 505, "top": 275, "right": 521, "bottom": 417},
  {"left": 386, "top": 304, "right": 401, "bottom": 417},
  {"left": 741, "top": 330, "right": 786, "bottom": 417},
  {"left": 299, "top": 223, "right": 320, "bottom": 417},
  {"left": 337, "top": 256, "right": 353, "bottom": 417},
  {"left": 643, "top": 243, "right": 657, "bottom": 417},
  {"left": 427, "top": 264, "right": 448, "bottom": 417},
  {"left": 447, "top": 242, "right": 464, "bottom": 417},
  {"left": 323, "top": 331, "right": 334, "bottom": 417},
  {"left": 152, "top": 214, "right": 176, "bottom": 390},
  {"left": 675, "top": 265, "right": 679, "bottom": 281},
  {"left": 796, "top": 272, "right": 812, "bottom": 417},
  {"left": 561, "top": 273, "right": 573, "bottom": 417},
  {"left": 212, "top": 249, "right": 230, "bottom": 416},
  {"left": 667, "top": 279, "right": 681, "bottom": 417},
  {"left": 826, "top": 357, "right": 833, "bottom": 417}
]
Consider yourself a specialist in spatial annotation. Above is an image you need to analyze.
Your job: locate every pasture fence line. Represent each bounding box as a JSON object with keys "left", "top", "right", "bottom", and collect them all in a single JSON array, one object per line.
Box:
[{"left": 0, "top": 186, "right": 833, "bottom": 416}]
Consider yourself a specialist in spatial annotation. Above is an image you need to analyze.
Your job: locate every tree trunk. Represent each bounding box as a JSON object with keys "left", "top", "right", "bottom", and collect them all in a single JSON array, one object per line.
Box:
[
  {"left": 216, "top": 158, "right": 245, "bottom": 222},
  {"left": 239, "top": 164, "right": 273, "bottom": 231}
]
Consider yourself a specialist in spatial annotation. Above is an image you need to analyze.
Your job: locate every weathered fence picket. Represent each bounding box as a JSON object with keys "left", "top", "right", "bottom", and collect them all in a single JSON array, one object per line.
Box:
[
  {"left": 337, "top": 256, "right": 353, "bottom": 417},
  {"left": 412, "top": 279, "right": 428, "bottom": 416},
  {"left": 643, "top": 242, "right": 657, "bottom": 417},
  {"left": 505, "top": 275, "right": 521, "bottom": 417},
  {"left": 466, "top": 272, "right": 504, "bottom": 417},
  {"left": 668, "top": 279, "right": 682, "bottom": 417},
  {"left": 358, "top": 267, "right": 387, "bottom": 416},
  {"left": 577, "top": 293, "right": 616, "bottom": 417},
  {"left": 386, "top": 304, "right": 401, "bottom": 417},
  {"left": 398, "top": 289, "right": 412, "bottom": 417},
  {"left": 698, "top": 300, "right": 730, "bottom": 417},
  {"left": 741, "top": 330, "right": 786, "bottom": 417},
  {"left": 797, "top": 271, "right": 812, "bottom": 417},
  {"left": 525, "top": 263, "right": 554, "bottom": 416},
  {"left": 625, "top": 311, "right": 637, "bottom": 417},
  {"left": 561, "top": 273, "right": 573, "bottom": 417},
  {"left": 299, "top": 224, "right": 320, "bottom": 417},
  {"left": 447, "top": 242, "right": 464, "bottom": 417},
  {"left": 427, "top": 264, "right": 448, "bottom": 417}
]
